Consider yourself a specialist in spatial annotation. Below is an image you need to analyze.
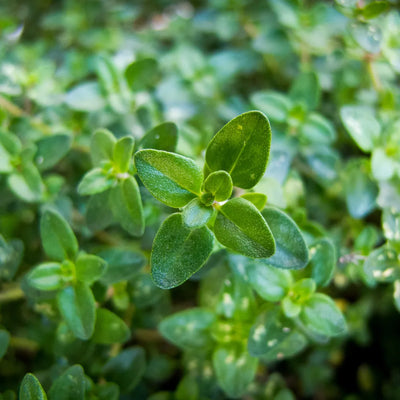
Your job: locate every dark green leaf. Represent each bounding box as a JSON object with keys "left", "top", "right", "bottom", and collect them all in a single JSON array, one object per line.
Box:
[
  {"left": 92, "top": 308, "right": 130, "bottom": 344},
  {"left": 182, "top": 198, "right": 214, "bottom": 228},
  {"left": 85, "top": 190, "right": 114, "bottom": 232},
  {"left": 57, "top": 282, "right": 96, "bottom": 340},
  {"left": 138, "top": 122, "right": 178, "bottom": 152},
  {"left": 35, "top": 134, "right": 72, "bottom": 171},
  {"left": 214, "top": 198, "right": 275, "bottom": 258},
  {"left": 0, "top": 329, "right": 10, "bottom": 359},
  {"left": 19, "top": 373, "right": 47, "bottom": 400},
  {"left": 109, "top": 176, "right": 144, "bottom": 237},
  {"left": 48, "top": 365, "right": 85, "bottom": 400},
  {"left": 135, "top": 149, "right": 203, "bottom": 208},
  {"left": 261, "top": 207, "right": 308, "bottom": 269},
  {"left": 362, "top": 1, "right": 389, "bottom": 19},
  {"left": 40, "top": 208, "right": 78, "bottom": 261},
  {"left": 202, "top": 170, "right": 233, "bottom": 202},
  {"left": 309, "top": 239, "right": 336, "bottom": 287},
  {"left": 159, "top": 308, "right": 215, "bottom": 350},
  {"left": 113, "top": 136, "right": 134, "bottom": 173},
  {"left": 90, "top": 129, "right": 116, "bottom": 166},
  {"left": 102, "top": 347, "right": 146, "bottom": 393},
  {"left": 151, "top": 213, "right": 214, "bottom": 289},
  {"left": 77, "top": 168, "right": 114, "bottom": 196},
  {"left": 75, "top": 253, "right": 107, "bottom": 284},
  {"left": 205, "top": 111, "right": 271, "bottom": 189}
]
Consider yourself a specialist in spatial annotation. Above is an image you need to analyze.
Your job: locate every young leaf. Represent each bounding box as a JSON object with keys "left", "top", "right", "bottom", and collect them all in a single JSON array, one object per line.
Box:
[
  {"left": 213, "top": 198, "right": 275, "bottom": 258},
  {"left": 92, "top": 308, "right": 130, "bottom": 344},
  {"left": 48, "top": 365, "right": 85, "bottom": 400},
  {"left": 135, "top": 149, "right": 203, "bottom": 208},
  {"left": 35, "top": 134, "right": 72, "bottom": 171},
  {"left": 240, "top": 192, "right": 267, "bottom": 211},
  {"left": 109, "top": 176, "right": 145, "bottom": 237},
  {"left": 159, "top": 308, "right": 215, "bottom": 350},
  {"left": 77, "top": 168, "right": 114, "bottom": 196},
  {"left": 27, "top": 262, "right": 64, "bottom": 291},
  {"left": 205, "top": 111, "right": 271, "bottom": 189},
  {"left": 75, "top": 253, "right": 107, "bottom": 284},
  {"left": 90, "top": 129, "right": 116, "bottom": 166},
  {"left": 213, "top": 344, "right": 258, "bottom": 398},
  {"left": 102, "top": 347, "right": 146, "bottom": 393},
  {"left": 182, "top": 198, "right": 214, "bottom": 228},
  {"left": 40, "top": 209, "right": 78, "bottom": 261},
  {"left": 308, "top": 238, "right": 336, "bottom": 287},
  {"left": 246, "top": 261, "right": 292, "bottom": 302},
  {"left": 8, "top": 162, "right": 44, "bottom": 202},
  {"left": 113, "top": 136, "right": 134, "bottom": 173},
  {"left": 261, "top": 207, "right": 308, "bottom": 269},
  {"left": 19, "top": 373, "right": 47, "bottom": 400},
  {"left": 0, "top": 329, "right": 10, "bottom": 359},
  {"left": 151, "top": 213, "right": 214, "bottom": 289},
  {"left": 202, "top": 170, "right": 233, "bottom": 202},
  {"left": 57, "top": 282, "right": 96, "bottom": 340},
  {"left": 299, "top": 293, "right": 347, "bottom": 337},
  {"left": 138, "top": 122, "right": 178, "bottom": 152}
]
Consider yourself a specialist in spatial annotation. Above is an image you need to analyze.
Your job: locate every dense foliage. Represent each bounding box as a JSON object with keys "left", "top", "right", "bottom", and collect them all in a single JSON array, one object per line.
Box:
[{"left": 0, "top": 0, "right": 400, "bottom": 399}]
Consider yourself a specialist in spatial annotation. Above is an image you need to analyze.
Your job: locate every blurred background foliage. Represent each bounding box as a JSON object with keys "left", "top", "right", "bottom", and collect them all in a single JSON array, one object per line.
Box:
[{"left": 0, "top": 0, "right": 400, "bottom": 399}]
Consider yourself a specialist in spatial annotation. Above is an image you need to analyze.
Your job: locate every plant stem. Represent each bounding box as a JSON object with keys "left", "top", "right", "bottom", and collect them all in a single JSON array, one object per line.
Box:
[
  {"left": 0, "top": 286, "right": 25, "bottom": 303},
  {"left": 366, "top": 58, "right": 382, "bottom": 92},
  {"left": 0, "top": 95, "right": 26, "bottom": 117},
  {"left": 9, "top": 337, "right": 39, "bottom": 353}
]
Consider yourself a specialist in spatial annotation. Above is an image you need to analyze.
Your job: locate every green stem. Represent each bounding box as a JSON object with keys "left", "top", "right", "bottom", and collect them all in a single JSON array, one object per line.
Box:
[
  {"left": 0, "top": 286, "right": 25, "bottom": 303},
  {"left": 366, "top": 58, "right": 382, "bottom": 92},
  {"left": 9, "top": 336, "right": 39, "bottom": 353},
  {"left": 0, "top": 95, "right": 26, "bottom": 117}
]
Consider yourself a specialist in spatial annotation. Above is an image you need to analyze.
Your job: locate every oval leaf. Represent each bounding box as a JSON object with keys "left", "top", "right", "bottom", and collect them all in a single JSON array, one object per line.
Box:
[
  {"left": 202, "top": 170, "right": 233, "bottom": 202},
  {"left": 182, "top": 198, "right": 214, "bottom": 228},
  {"left": 138, "top": 122, "right": 178, "bottom": 152},
  {"left": 75, "top": 253, "right": 107, "bottom": 284},
  {"left": 92, "top": 308, "right": 130, "bottom": 344},
  {"left": 77, "top": 168, "right": 114, "bottom": 196},
  {"left": 27, "top": 262, "right": 64, "bottom": 291},
  {"left": 48, "top": 365, "right": 85, "bottom": 400},
  {"left": 90, "top": 129, "right": 116, "bottom": 166},
  {"left": 20, "top": 373, "right": 47, "bottom": 400}
]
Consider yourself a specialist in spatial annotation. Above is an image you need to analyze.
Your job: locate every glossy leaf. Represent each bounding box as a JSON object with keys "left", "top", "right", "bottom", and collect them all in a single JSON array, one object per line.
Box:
[
  {"left": 213, "top": 344, "right": 258, "bottom": 398},
  {"left": 135, "top": 149, "right": 203, "bottom": 208},
  {"left": 40, "top": 209, "right": 78, "bottom": 261},
  {"left": 205, "top": 111, "right": 271, "bottom": 189},
  {"left": 57, "top": 282, "right": 96, "bottom": 340},
  {"left": 90, "top": 129, "right": 116, "bottom": 166},
  {"left": 151, "top": 213, "right": 214, "bottom": 289},
  {"left": 19, "top": 374, "right": 47, "bottom": 400},
  {"left": 27, "top": 262, "right": 64, "bottom": 291},
  {"left": 75, "top": 253, "right": 107, "bottom": 284},
  {"left": 299, "top": 293, "right": 347, "bottom": 337},
  {"left": 48, "top": 365, "right": 85, "bottom": 400},
  {"left": 202, "top": 170, "right": 233, "bottom": 202},
  {"left": 182, "top": 198, "right": 214, "bottom": 228},
  {"left": 113, "top": 136, "right": 134, "bottom": 173},
  {"left": 77, "top": 168, "right": 114, "bottom": 196},
  {"left": 92, "top": 308, "right": 130, "bottom": 344},
  {"left": 109, "top": 176, "right": 144, "bottom": 237},
  {"left": 262, "top": 207, "right": 308, "bottom": 269},
  {"left": 214, "top": 198, "right": 275, "bottom": 258},
  {"left": 159, "top": 308, "right": 215, "bottom": 350},
  {"left": 138, "top": 122, "right": 178, "bottom": 152}
]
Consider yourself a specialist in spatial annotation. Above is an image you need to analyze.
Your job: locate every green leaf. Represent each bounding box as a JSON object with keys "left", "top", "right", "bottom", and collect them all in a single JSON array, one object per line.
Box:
[
  {"left": 261, "top": 207, "right": 308, "bottom": 269},
  {"left": 93, "top": 383, "right": 120, "bottom": 400},
  {"left": 90, "top": 129, "right": 116, "bottom": 166},
  {"left": 175, "top": 375, "right": 199, "bottom": 400},
  {"left": 202, "top": 170, "right": 233, "bottom": 202},
  {"left": 213, "top": 344, "right": 258, "bottom": 398},
  {"left": 159, "top": 308, "right": 215, "bottom": 350},
  {"left": 113, "top": 136, "right": 134, "bottom": 173},
  {"left": 247, "top": 261, "right": 292, "bottom": 302},
  {"left": 382, "top": 208, "right": 400, "bottom": 244},
  {"left": 248, "top": 308, "right": 293, "bottom": 356},
  {"left": 371, "top": 147, "right": 396, "bottom": 181},
  {"left": 363, "top": 245, "right": 400, "bottom": 283},
  {"left": 240, "top": 193, "right": 267, "bottom": 211},
  {"left": 92, "top": 308, "right": 130, "bottom": 344},
  {"left": 151, "top": 213, "right": 214, "bottom": 289},
  {"left": 19, "top": 373, "right": 47, "bottom": 400},
  {"left": 8, "top": 162, "right": 44, "bottom": 202},
  {"left": 362, "top": 1, "right": 389, "bottom": 19},
  {"left": 394, "top": 280, "right": 400, "bottom": 312},
  {"left": 48, "top": 365, "right": 85, "bottom": 400},
  {"left": 0, "top": 130, "right": 21, "bottom": 173},
  {"left": 135, "top": 149, "right": 203, "bottom": 208},
  {"left": 300, "top": 113, "right": 336, "bottom": 145},
  {"left": 340, "top": 106, "right": 380, "bottom": 152},
  {"left": 214, "top": 198, "right": 275, "bottom": 258},
  {"left": 289, "top": 71, "right": 320, "bottom": 111},
  {"left": 299, "top": 293, "right": 347, "bottom": 337},
  {"left": 27, "top": 262, "right": 64, "bottom": 291},
  {"left": 0, "top": 329, "right": 10, "bottom": 359},
  {"left": 205, "top": 111, "right": 271, "bottom": 189},
  {"left": 182, "top": 198, "right": 214, "bottom": 228},
  {"left": 125, "top": 58, "right": 159, "bottom": 91},
  {"left": 250, "top": 91, "right": 291, "bottom": 123},
  {"left": 57, "top": 282, "right": 96, "bottom": 340},
  {"left": 75, "top": 253, "right": 107, "bottom": 284},
  {"left": 77, "top": 168, "right": 114, "bottom": 196},
  {"left": 109, "top": 176, "right": 144, "bottom": 237},
  {"left": 99, "top": 248, "right": 146, "bottom": 284},
  {"left": 308, "top": 239, "right": 336, "bottom": 287},
  {"left": 85, "top": 190, "right": 114, "bottom": 232},
  {"left": 138, "top": 122, "right": 178, "bottom": 152},
  {"left": 40, "top": 209, "right": 78, "bottom": 261},
  {"left": 35, "top": 134, "right": 72, "bottom": 171},
  {"left": 0, "top": 237, "right": 23, "bottom": 281},
  {"left": 102, "top": 347, "right": 146, "bottom": 393},
  {"left": 65, "top": 82, "right": 105, "bottom": 112},
  {"left": 128, "top": 273, "right": 164, "bottom": 308},
  {"left": 282, "top": 296, "right": 301, "bottom": 318}
]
